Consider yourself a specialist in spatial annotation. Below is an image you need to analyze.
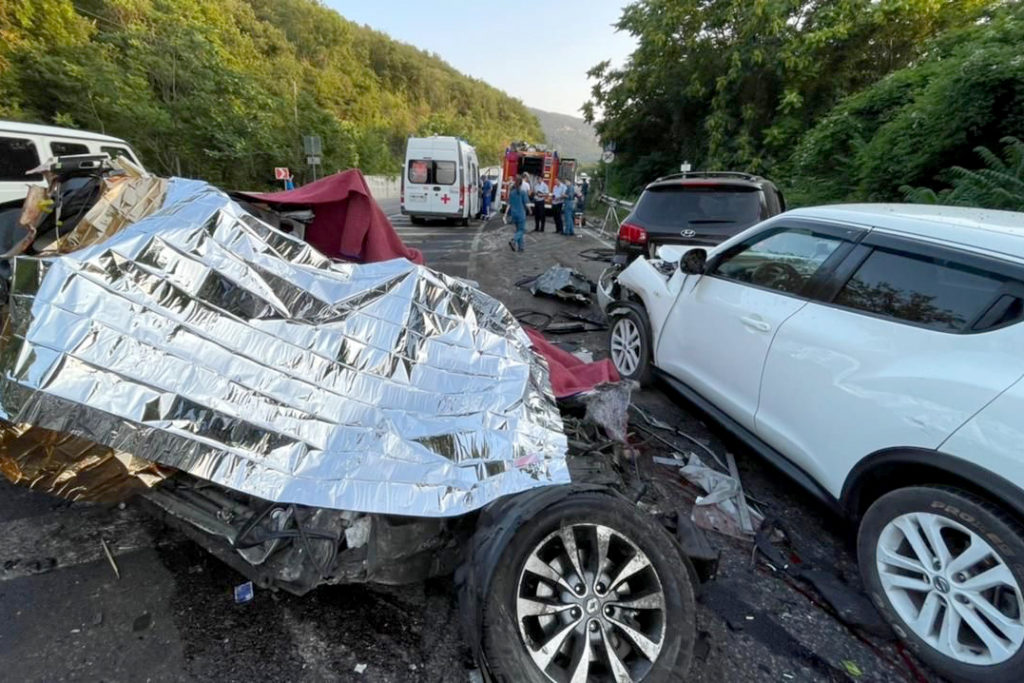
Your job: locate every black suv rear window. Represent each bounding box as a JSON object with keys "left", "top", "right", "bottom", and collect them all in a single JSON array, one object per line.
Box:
[{"left": 635, "top": 185, "right": 762, "bottom": 228}]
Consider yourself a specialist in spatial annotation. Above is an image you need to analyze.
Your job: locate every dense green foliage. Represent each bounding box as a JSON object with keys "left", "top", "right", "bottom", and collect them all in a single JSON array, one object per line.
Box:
[
  {"left": 902, "top": 138, "right": 1024, "bottom": 211},
  {"left": 787, "top": 7, "right": 1024, "bottom": 204},
  {"left": 0, "top": 0, "right": 542, "bottom": 188},
  {"left": 585, "top": 0, "right": 1022, "bottom": 207}
]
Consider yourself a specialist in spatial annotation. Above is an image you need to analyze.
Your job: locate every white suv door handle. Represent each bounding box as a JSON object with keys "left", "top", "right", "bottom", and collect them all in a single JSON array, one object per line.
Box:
[{"left": 740, "top": 316, "right": 771, "bottom": 333}]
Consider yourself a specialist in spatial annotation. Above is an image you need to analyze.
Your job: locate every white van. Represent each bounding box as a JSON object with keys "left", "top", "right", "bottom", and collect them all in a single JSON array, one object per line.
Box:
[
  {"left": 401, "top": 136, "right": 479, "bottom": 226},
  {"left": 0, "top": 121, "right": 144, "bottom": 205}
]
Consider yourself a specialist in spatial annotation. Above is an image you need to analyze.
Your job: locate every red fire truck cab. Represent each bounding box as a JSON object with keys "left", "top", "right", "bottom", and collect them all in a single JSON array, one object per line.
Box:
[{"left": 501, "top": 142, "right": 577, "bottom": 210}]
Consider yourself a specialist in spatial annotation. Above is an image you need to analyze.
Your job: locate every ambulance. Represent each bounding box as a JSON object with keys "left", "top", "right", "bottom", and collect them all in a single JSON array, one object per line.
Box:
[
  {"left": 401, "top": 136, "right": 480, "bottom": 226},
  {"left": 500, "top": 142, "right": 577, "bottom": 210}
]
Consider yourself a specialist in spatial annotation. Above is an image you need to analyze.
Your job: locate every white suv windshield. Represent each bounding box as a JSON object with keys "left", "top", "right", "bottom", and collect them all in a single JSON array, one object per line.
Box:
[{"left": 714, "top": 229, "right": 845, "bottom": 294}]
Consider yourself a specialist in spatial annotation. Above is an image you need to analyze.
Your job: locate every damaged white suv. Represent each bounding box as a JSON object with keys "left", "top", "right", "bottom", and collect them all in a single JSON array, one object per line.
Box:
[{"left": 605, "top": 204, "right": 1024, "bottom": 683}]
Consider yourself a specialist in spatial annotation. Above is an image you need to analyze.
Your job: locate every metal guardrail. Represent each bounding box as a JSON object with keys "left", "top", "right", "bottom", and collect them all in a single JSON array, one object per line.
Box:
[{"left": 598, "top": 194, "right": 635, "bottom": 209}]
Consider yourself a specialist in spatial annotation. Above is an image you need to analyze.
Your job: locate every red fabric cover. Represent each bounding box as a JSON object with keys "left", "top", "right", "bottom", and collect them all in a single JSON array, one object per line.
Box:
[
  {"left": 525, "top": 327, "right": 620, "bottom": 398},
  {"left": 237, "top": 170, "right": 423, "bottom": 265}
]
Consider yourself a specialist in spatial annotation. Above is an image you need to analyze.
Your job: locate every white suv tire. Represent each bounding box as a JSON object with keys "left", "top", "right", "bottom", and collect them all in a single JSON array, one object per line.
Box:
[
  {"left": 608, "top": 306, "right": 653, "bottom": 385},
  {"left": 858, "top": 486, "right": 1024, "bottom": 682}
]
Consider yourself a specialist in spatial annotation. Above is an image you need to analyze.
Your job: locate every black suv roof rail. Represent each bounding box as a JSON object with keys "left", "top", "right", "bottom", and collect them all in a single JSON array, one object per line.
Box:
[{"left": 653, "top": 171, "right": 760, "bottom": 183}]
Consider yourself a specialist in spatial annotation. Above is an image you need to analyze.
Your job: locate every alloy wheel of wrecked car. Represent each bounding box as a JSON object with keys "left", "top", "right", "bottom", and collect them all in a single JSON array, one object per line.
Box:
[
  {"left": 859, "top": 486, "right": 1024, "bottom": 682},
  {"left": 462, "top": 490, "right": 695, "bottom": 683},
  {"left": 517, "top": 523, "right": 667, "bottom": 681}
]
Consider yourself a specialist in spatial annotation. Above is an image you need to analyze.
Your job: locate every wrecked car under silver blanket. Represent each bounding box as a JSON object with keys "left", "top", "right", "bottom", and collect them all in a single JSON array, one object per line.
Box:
[{"left": 0, "top": 177, "right": 569, "bottom": 517}]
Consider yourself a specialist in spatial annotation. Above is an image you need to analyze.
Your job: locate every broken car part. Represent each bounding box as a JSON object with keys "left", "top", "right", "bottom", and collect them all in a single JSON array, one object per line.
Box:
[
  {"left": 529, "top": 265, "right": 596, "bottom": 305},
  {"left": 0, "top": 160, "right": 704, "bottom": 681},
  {"left": 657, "top": 452, "right": 764, "bottom": 541},
  {"left": 0, "top": 176, "right": 569, "bottom": 517},
  {"left": 756, "top": 518, "right": 891, "bottom": 638}
]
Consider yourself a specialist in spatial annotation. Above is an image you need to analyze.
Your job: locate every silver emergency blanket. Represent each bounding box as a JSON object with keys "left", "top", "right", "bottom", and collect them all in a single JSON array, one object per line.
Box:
[{"left": 0, "top": 178, "right": 569, "bottom": 516}]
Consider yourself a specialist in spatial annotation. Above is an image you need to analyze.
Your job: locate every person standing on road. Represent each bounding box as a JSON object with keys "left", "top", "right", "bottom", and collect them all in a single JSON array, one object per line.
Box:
[
  {"left": 532, "top": 175, "right": 549, "bottom": 232},
  {"left": 480, "top": 176, "right": 493, "bottom": 219},
  {"left": 580, "top": 176, "right": 590, "bottom": 210},
  {"left": 506, "top": 178, "right": 529, "bottom": 252},
  {"left": 563, "top": 180, "right": 576, "bottom": 236},
  {"left": 550, "top": 179, "right": 565, "bottom": 234},
  {"left": 519, "top": 173, "right": 532, "bottom": 216}
]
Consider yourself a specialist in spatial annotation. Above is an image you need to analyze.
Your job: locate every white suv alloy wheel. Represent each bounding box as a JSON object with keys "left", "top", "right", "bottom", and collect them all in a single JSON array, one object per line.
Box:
[
  {"left": 610, "top": 318, "right": 642, "bottom": 377},
  {"left": 876, "top": 512, "right": 1024, "bottom": 665}
]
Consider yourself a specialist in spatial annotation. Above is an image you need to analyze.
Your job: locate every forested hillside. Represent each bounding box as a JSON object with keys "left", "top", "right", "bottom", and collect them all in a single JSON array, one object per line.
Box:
[
  {"left": 0, "top": 0, "right": 543, "bottom": 188},
  {"left": 586, "top": 0, "right": 1023, "bottom": 207}
]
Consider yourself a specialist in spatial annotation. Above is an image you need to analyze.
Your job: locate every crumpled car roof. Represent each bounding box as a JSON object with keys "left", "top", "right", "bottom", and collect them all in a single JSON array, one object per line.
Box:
[{"left": 0, "top": 177, "right": 569, "bottom": 516}]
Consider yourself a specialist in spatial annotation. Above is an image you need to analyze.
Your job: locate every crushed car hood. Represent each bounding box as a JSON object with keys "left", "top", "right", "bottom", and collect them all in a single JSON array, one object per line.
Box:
[{"left": 0, "top": 177, "right": 569, "bottom": 516}]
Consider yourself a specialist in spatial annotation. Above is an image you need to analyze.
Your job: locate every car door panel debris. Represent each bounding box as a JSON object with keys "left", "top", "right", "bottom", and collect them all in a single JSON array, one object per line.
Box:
[
  {"left": 529, "top": 265, "right": 595, "bottom": 304},
  {"left": 660, "top": 452, "right": 764, "bottom": 540}
]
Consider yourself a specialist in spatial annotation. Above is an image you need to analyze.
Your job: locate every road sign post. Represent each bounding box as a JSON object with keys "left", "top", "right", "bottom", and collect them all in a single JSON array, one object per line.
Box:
[{"left": 303, "top": 135, "right": 323, "bottom": 182}]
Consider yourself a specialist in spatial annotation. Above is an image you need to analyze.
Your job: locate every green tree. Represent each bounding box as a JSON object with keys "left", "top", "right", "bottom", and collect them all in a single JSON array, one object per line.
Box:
[
  {"left": 787, "top": 4, "right": 1024, "bottom": 204},
  {"left": 902, "top": 137, "right": 1024, "bottom": 212},
  {"left": 585, "top": 0, "right": 997, "bottom": 194},
  {"left": 1, "top": 0, "right": 544, "bottom": 187}
]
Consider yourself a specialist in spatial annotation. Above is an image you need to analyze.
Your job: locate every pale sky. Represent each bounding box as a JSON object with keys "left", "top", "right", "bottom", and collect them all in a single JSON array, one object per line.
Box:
[{"left": 327, "top": 1, "right": 637, "bottom": 117}]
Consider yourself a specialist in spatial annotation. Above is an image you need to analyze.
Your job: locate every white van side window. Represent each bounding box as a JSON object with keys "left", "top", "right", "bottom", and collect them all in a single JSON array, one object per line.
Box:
[
  {"left": 0, "top": 136, "right": 42, "bottom": 181},
  {"left": 51, "top": 141, "right": 89, "bottom": 156},
  {"left": 101, "top": 146, "right": 138, "bottom": 164}
]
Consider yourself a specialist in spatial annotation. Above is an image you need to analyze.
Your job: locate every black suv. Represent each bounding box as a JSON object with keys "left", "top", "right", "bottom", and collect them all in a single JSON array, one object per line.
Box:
[{"left": 615, "top": 172, "right": 785, "bottom": 259}]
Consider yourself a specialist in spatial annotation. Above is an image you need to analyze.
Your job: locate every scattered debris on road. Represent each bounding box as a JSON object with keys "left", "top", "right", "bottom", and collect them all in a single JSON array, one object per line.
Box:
[
  {"left": 0, "top": 157, "right": 713, "bottom": 681},
  {"left": 100, "top": 538, "right": 120, "bottom": 580},
  {"left": 657, "top": 452, "right": 764, "bottom": 540},
  {"left": 527, "top": 264, "right": 595, "bottom": 304},
  {"left": 234, "top": 581, "right": 255, "bottom": 605}
]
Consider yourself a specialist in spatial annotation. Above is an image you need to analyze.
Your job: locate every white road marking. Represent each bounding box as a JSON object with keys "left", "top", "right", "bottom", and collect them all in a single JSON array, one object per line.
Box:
[{"left": 581, "top": 226, "right": 615, "bottom": 249}]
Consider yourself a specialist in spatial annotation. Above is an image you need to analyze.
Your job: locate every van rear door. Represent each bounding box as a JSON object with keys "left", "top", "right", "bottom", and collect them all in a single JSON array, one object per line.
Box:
[
  {"left": 430, "top": 159, "right": 457, "bottom": 215},
  {"left": 404, "top": 158, "right": 458, "bottom": 216},
  {"left": 405, "top": 158, "right": 431, "bottom": 214}
]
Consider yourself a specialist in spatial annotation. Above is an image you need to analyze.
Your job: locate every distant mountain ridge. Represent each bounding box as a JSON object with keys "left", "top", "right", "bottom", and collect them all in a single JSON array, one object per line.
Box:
[{"left": 528, "top": 108, "right": 602, "bottom": 163}]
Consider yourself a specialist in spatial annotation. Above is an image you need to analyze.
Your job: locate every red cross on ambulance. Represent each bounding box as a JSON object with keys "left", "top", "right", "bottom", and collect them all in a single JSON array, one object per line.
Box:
[{"left": 440, "top": 194, "right": 451, "bottom": 205}]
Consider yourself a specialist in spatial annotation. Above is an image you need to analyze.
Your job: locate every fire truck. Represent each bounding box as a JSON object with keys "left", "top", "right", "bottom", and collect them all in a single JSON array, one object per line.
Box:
[{"left": 500, "top": 142, "right": 577, "bottom": 210}]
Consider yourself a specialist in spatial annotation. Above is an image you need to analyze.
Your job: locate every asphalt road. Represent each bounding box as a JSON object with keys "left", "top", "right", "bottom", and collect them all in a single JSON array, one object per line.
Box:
[
  {"left": 376, "top": 198, "right": 481, "bottom": 278},
  {"left": 0, "top": 198, "right": 937, "bottom": 683}
]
